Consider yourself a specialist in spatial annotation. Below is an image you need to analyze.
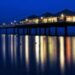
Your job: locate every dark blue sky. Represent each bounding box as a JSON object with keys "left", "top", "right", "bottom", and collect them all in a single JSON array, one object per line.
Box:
[{"left": 0, "top": 0, "right": 75, "bottom": 23}]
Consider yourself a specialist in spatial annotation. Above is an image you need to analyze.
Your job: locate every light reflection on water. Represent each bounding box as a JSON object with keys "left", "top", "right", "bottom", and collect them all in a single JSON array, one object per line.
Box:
[
  {"left": 13, "top": 35, "right": 18, "bottom": 66},
  {"left": 25, "top": 35, "right": 29, "bottom": 70},
  {"left": 35, "top": 36, "right": 40, "bottom": 69},
  {"left": 9, "top": 34, "right": 14, "bottom": 64},
  {"left": 1, "top": 35, "right": 75, "bottom": 75},
  {"left": 2, "top": 34, "right": 6, "bottom": 65},
  {"left": 40, "top": 36, "right": 47, "bottom": 71},
  {"left": 48, "top": 36, "right": 57, "bottom": 66},
  {"left": 59, "top": 37, "right": 65, "bottom": 74},
  {"left": 72, "top": 37, "right": 75, "bottom": 65},
  {"left": 66, "top": 37, "right": 71, "bottom": 65}
]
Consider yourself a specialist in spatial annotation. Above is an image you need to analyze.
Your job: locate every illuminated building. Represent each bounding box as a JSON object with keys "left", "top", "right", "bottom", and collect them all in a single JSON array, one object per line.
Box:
[
  {"left": 19, "top": 9, "right": 75, "bottom": 24},
  {"left": 20, "top": 15, "right": 39, "bottom": 24},
  {"left": 40, "top": 12, "right": 57, "bottom": 23}
]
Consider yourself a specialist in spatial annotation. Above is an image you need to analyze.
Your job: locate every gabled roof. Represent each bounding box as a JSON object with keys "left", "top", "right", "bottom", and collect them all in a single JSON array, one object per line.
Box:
[
  {"left": 56, "top": 9, "right": 75, "bottom": 16},
  {"left": 41, "top": 12, "right": 53, "bottom": 17},
  {"left": 27, "top": 15, "right": 39, "bottom": 19}
]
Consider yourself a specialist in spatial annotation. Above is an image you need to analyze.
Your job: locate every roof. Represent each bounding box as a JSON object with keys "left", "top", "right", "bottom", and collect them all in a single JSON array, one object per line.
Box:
[
  {"left": 27, "top": 15, "right": 39, "bottom": 19},
  {"left": 41, "top": 12, "right": 53, "bottom": 17},
  {"left": 56, "top": 9, "right": 75, "bottom": 16}
]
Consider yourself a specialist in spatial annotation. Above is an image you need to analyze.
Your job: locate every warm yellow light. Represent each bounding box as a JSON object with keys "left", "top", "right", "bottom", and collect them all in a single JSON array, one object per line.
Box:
[
  {"left": 35, "top": 36, "right": 40, "bottom": 65},
  {"left": 61, "top": 14, "right": 64, "bottom": 18},
  {"left": 66, "top": 16, "right": 72, "bottom": 22},
  {"left": 73, "top": 16, "right": 75, "bottom": 22},
  {"left": 48, "top": 37, "right": 57, "bottom": 65},
  {"left": 40, "top": 36, "right": 46, "bottom": 71},
  {"left": 43, "top": 18, "right": 47, "bottom": 23},
  {"left": 72, "top": 37, "right": 75, "bottom": 64},
  {"left": 25, "top": 35, "right": 29, "bottom": 68},
  {"left": 48, "top": 18, "right": 52, "bottom": 22},
  {"left": 35, "top": 19, "right": 39, "bottom": 23},
  {"left": 59, "top": 37, "right": 65, "bottom": 73},
  {"left": 53, "top": 17, "right": 57, "bottom": 22}
]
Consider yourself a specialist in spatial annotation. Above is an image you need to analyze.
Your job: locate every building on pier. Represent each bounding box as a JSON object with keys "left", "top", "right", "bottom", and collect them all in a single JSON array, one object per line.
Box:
[{"left": 20, "top": 9, "right": 75, "bottom": 25}]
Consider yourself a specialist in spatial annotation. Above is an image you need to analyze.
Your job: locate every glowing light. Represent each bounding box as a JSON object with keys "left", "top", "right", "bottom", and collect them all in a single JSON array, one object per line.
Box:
[
  {"left": 2, "top": 34, "right": 6, "bottom": 64},
  {"left": 34, "top": 19, "right": 39, "bottom": 24},
  {"left": 2, "top": 23, "right": 6, "bottom": 25},
  {"left": 73, "top": 16, "right": 75, "bottom": 22},
  {"left": 59, "top": 37, "right": 65, "bottom": 73},
  {"left": 72, "top": 37, "right": 75, "bottom": 64},
  {"left": 10, "top": 35, "right": 14, "bottom": 64},
  {"left": 14, "top": 20, "right": 16, "bottom": 23},
  {"left": 11, "top": 22, "right": 13, "bottom": 25},
  {"left": 41, "top": 17, "right": 43, "bottom": 19},
  {"left": 48, "top": 37, "right": 57, "bottom": 65},
  {"left": 40, "top": 36, "right": 47, "bottom": 71},
  {"left": 14, "top": 35, "right": 17, "bottom": 64},
  {"left": 66, "top": 16, "right": 72, "bottom": 22},
  {"left": 20, "top": 36, "right": 23, "bottom": 63},
  {"left": 61, "top": 14, "right": 64, "bottom": 18},
  {"left": 25, "top": 35, "right": 29, "bottom": 68},
  {"left": 35, "top": 36, "right": 40, "bottom": 64},
  {"left": 66, "top": 37, "right": 71, "bottom": 65},
  {"left": 26, "top": 19, "right": 28, "bottom": 21}
]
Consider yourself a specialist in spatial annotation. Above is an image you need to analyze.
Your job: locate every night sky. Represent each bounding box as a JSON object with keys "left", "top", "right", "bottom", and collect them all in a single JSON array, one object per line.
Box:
[{"left": 0, "top": 0, "right": 75, "bottom": 23}]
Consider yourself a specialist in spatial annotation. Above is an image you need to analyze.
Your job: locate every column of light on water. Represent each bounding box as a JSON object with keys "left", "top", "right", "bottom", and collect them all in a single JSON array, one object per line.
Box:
[
  {"left": 40, "top": 36, "right": 46, "bottom": 71},
  {"left": 14, "top": 35, "right": 17, "bottom": 64},
  {"left": 72, "top": 37, "right": 75, "bottom": 64},
  {"left": 10, "top": 35, "right": 14, "bottom": 64},
  {"left": 35, "top": 36, "right": 40, "bottom": 65},
  {"left": 59, "top": 37, "right": 65, "bottom": 73},
  {"left": 20, "top": 36, "right": 23, "bottom": 63},
  {"left": 25, "top": 35, "right": 29, "bottom": 68},
  {"left": 48, "top": 37, "right": 57, "bottom": 65},
  {"left": 2, "top": 34, "right": 6, "bottom": 64},
  {"left": 66, "top": 37, "right": 71, "bottom": 65}
]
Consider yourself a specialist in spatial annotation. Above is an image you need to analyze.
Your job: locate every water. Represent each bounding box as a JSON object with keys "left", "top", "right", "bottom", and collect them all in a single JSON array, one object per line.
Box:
[
  {"left": 0, "top": 35, "right": 75, "bottom": 75},
  {"left": 0, "top": 26, "right": 75, "bottom": 75}
]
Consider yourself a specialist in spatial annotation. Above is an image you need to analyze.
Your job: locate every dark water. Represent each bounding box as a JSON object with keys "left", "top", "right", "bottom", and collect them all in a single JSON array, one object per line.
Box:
[
  {"left": 0, "top": 35, "right": 74, "bottom": 75},
  {"left": 0, "top": 26, "right": 75, "bottom": 75}
]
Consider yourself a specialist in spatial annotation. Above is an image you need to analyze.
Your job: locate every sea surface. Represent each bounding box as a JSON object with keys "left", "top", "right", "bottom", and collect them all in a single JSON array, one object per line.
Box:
[{"left": 0, "top": 26, "right": 74, "bottom": 75}]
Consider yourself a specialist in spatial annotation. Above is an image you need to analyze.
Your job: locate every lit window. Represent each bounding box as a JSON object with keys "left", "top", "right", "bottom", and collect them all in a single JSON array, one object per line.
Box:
[
  {"left": 66, "top": 16, "right": 72, "bottom": 22},
  {"left": 73, "top": 16, "right": 75, "bottom": 22},
  {"left": 43, "top": 18, "right": 47, "bottom": 23},
  {"left": 35, "top": 19, "right": 39, "bottom": 23}
]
